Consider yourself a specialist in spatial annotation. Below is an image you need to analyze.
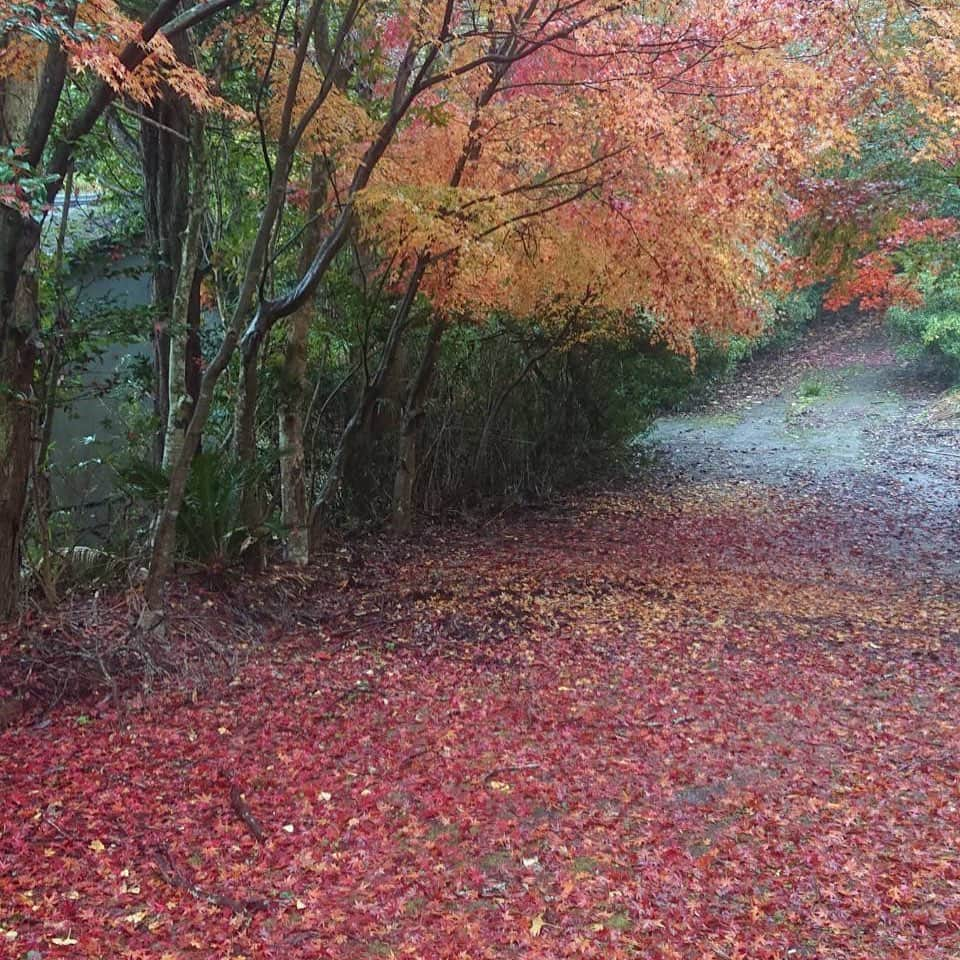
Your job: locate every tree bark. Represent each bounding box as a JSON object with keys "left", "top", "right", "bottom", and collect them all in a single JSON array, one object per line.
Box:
[
  {"left": 0, "top": 63, "right": 44, "bottom": 619},
  {"left": 141, "top": 302, "right": 241, "bottom": 625},
  {"left": 0, "top": 255, "right": 38, "bottom": 619},
  {"left": 162, "top": 115, "right": 206, "bottom": 473},
  {"left": 392, "top": 318, "right": 444, "bottom": 534},
  {"left": 231, "top": 347, "right": 266, "bottom": 569},
  {"left": 279, "top": 158, "right": 325, "bottom": 565},
  {"left": 29, "top": 167, "right": 76, "bottom": 604},
  {"left": 141, "top": 83, "right": 190, "bottom": 464}
]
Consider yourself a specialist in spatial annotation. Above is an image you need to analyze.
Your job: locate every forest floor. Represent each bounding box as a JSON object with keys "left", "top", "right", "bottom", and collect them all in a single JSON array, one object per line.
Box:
[{"left": 2, "top": 314, "right": 960, "bottom": 959}]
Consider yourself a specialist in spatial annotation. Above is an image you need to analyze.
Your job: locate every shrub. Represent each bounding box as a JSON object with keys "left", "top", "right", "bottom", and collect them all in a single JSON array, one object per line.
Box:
[
  {"left": 887, "top": 270, "right": 960, "bottom": 377},
  {"left": 115, "top": 451, "right": 276, "bottom": 566}
]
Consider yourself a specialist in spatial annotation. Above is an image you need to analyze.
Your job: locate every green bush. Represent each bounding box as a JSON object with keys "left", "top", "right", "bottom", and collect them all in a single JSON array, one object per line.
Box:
[
  {"left": 888, "top": 271, "right": 960, "bottom": 377},
  {"left": 417, "top": 325, "right": 654, "bottom": 509},
  {"left": 116, "top": 451, "right": 276, "bottom": 565}
]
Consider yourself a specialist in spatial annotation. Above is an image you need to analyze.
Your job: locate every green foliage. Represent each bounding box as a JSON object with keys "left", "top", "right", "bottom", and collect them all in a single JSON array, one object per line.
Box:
[
  {"left": 797, "top": 375, "right": 827, "bottom": 400},
  {"left": 417, "top": 324, "right": 641, "bottom": 509},
  {"left": 888, "top": 269, "right": 960, "bottom": 378},
  {"left": 22, "top": 509, "right": 123, "bottom": 603},
  {"left": 0, "top": 145, "right": 58, "bottom": 216},
  {"left": 409, "top": 288, "right": 821, "bottom": 513},
  {"left": 116, "top": 452, "right": 276, "bottom": 565}
]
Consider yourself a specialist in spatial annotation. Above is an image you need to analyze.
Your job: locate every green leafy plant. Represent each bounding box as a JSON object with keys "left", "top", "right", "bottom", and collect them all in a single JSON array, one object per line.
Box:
[
  {"left": 888, "top": 269, "right": 960, "bottom": 377},
  {"left": 797, "top": 375, "right": 828, "bottom": 400},
  {"left": 0, "top": 145, "right": 58, "bottom": 216},
  {"left": 116, "top": 451, "right": 277, "bottom": 566}
]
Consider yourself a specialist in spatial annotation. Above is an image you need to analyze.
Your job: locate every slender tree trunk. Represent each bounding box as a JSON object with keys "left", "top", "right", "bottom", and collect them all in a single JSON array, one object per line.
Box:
[
  {"left": 140, "top": 426, "right": 194, "bottom": 629},
  {"left": 331, "top": 69, "right": 508, "bottom": 538},
  {"left": 185, "top": 271, "right": 203, "bottom": 406},
  {"left": 141, "top": 313, "right": 237, "bottom": 627},
  {"left": 392, "top": 317, "right": 444, "bottom": 534},
  {"left": 162, "top": 116, "right": 205, "bottom": 472},
  {"left": 279, "top": 158, "right": 325, "bottom": 565},
  {"left": 231, "top": 347, "right": 265, "bottom": 569},
  {"left": 0, "top": 65, "right": 44, "bottom": 619},
  {"left": 141, "top": 66, "right": 190, "bottom": 464},
  {"left": 29, "top": 167, "right": 76, "bottom": 604},
  {"left": 140, "top": 142, "right": 305, "bottom": 624},
  {"left": 279, "top": 373, "right": 309, "bottom": 563}
]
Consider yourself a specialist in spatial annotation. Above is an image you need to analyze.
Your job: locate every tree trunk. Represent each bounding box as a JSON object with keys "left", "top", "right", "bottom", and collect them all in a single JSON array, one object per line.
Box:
[
  {"left": 0, "top": 256, "right": 38, "bottom": 619},
  {"left": 29, "top": 167, "right": 76, "bottom": 605},
  {"left": 162, "top": 116, "right": 205, "bottom": 472},
  {"left": 392, "top": 318, "right": 444, "bottom": 535},
  {"left": 140, "top": 149, "right": 298, "bottom": 624},
  {"left": 141, "top": 319, "right": 236, "bottom": 628},
  {"left": 231, "top": 346, "right": 265, "bottom": 569},
  {"left": 279, "top": 385, "right": 309, "bottom": 564},
  {"left": 141, "top": 72, "right": 190, "bottom": 465},
  {"left": 140, "top": 422, "right": 195, "bottom": 630},
  {"left": 0, "top": 64, "right": 45, "bottom": 619},
  {"left": 279, "top": 158, "right": 325, "bottom": 565}
]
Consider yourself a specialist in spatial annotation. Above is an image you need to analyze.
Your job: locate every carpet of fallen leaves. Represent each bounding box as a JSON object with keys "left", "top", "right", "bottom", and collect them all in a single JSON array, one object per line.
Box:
[{"left": 3, "top": 327, "right": 960, "bottom": 959}]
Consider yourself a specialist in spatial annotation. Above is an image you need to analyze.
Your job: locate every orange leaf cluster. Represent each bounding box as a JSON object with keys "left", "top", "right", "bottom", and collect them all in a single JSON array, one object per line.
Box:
[
  {"left": 340, "top": 0, "right": 865, "bottom": 347},
  {"left": 823, "top": 252, "right": 922, "bottom": 312},
  {"left": 0, "top": 0, "right": 239, "bottom": 116}
]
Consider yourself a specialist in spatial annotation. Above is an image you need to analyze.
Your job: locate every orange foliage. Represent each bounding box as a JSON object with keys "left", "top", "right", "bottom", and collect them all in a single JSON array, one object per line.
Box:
[
  {"left": 823, "top": 252, "right": 923, "bottom": 312},
  {"left": 0, "top": 0, "right": 237, "bottom": 115},
  {"left": 341, "top": 0, "right": 862, "bottom": 350}
]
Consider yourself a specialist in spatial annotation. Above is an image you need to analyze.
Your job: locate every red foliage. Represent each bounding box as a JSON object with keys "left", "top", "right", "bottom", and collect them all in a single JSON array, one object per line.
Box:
[
  {"left": 880, "top": 217, "right": 960, "bottom": 250},
  {"left": 1, "top": 480, "right": 959, "bottom": 957},
  {"left": 824, "top": 253, "right": 923, "bottom": 312}
]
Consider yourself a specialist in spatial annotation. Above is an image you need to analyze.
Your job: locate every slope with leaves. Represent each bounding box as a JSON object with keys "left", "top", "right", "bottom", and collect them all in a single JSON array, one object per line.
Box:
[{"left": 1, "top": 458, "right": 958, "bottom": 957}]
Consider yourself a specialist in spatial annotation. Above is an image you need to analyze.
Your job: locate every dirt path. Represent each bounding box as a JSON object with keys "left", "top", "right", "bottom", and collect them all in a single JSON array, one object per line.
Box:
[
  {"left": 649, "top": 313, "right": 960, "bottom": 579},
  {"left": 2, "top": 315, "right": 959, "bottom": 959}
]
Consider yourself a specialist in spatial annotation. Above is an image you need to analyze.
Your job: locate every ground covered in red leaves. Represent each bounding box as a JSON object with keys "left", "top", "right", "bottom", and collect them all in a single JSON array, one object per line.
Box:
[{"left": 2, "top": 319, "right": 960, "bottom": 959}]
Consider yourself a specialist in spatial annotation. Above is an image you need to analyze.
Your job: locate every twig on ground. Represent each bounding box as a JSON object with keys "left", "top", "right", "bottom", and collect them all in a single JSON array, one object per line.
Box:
[
  {"left": 483, "top": 762, "right": 540, "bottom": 783},
  {"left": 152, "top": 845, "right": 270, "bottom": 912},
  {"left": 640, "top": 715, "right": 696, "bottom": 728},
  {"left": 229, "top": 783, "right": 267, "bottom": 842}
]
